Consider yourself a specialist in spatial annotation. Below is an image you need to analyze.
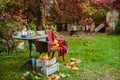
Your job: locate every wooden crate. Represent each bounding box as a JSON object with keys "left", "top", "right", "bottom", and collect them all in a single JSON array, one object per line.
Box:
[
  {"left": 43, "top": 63, "right": 59, "bottom": 75},
  {"left": 36, "top": 57, "right": 59, "bottom": 75}
]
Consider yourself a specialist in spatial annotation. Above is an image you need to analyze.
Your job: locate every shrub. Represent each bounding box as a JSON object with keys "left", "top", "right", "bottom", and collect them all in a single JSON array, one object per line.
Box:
[
  {"left": 93, "top": 8, "right": 107, "bottom": 27},
  {"left": 0, "top": 44, "right": 7, "bottom": 53},
  {"left": 43, "top": 24, "right": 57, "bottom": 34},
  {"left": 0, "top": 13, "right": 23, "bottom": 54},
  {"left": 115, "top": 19, "right": 120, "bottom": 34}
]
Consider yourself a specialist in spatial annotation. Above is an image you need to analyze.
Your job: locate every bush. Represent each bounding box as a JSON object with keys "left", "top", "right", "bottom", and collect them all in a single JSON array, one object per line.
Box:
[
  {"left": 115, "top": 19, "right": 120, "bottom": 34},
  {"left": 43, "top": 24, "right": 57, "bottom": 33},
  {"left": 93, "top": 8, "right": 107, "bottom": 27},
  {"left": 0, "top": 44, "right": 7, "bottom": 53}
]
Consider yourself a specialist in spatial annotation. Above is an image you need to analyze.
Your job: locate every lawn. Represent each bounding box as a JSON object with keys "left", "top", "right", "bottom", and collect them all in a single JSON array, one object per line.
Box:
[{"left": 0, "top": 33, "right": 120, "bottom": 80}]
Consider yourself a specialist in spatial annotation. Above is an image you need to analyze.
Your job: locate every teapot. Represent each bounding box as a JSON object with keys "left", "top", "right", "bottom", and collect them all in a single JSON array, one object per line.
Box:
[{"left": 21, "top": 26, "right": 27, "bottom": 37}]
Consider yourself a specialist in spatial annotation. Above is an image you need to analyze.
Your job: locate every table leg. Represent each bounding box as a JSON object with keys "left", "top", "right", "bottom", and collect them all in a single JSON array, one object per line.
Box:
[
  {"left": 18, "top": 40, "right": 36, "bottom": 71},
  {"left": 18, "top": 59, "right": 31, "bottom": 70},
  {"left": 31, "top": 58, "right": 36, "bottom": 70},
  {"left": 29, "top": 40, "right": 35, "bottom": 71}
]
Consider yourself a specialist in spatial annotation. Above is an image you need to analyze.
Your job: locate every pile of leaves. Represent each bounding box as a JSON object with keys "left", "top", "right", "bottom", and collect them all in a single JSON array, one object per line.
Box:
[
  {"left": 47, "top": 73, "right": 70, "bottom": 80},
  {"left": 65, "top": 58, "right": 82, "bottom": 71}
]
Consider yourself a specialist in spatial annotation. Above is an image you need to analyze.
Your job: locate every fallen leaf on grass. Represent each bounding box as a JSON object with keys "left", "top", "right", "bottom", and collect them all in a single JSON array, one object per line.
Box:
[
  {"left": 22, "top": 71, "right": 30, "bottom": 77},
  {"left": 71, "top": 66, "right": 79, "bottom": 71},
  {"left": 66, "top": 65, "right": 71, "bottom": 69},
  {"left": 69, "top": 62, "right": 75, "bottom": 66},
  {"left": 66, "top": 74, "right": 70, "bottom": 77},
  {"left": 32, "top": 70, "right": 37, "bottom": 75},
  {"left": 70, "top": 58, "right": 82, "bottom": 64},
  {"left": 70, "top": 58, "right": 76, "bottom": 61},
  {"left": 20, "top": 76, "right": 25, "bottom": 80},
  {"left": 59, "top": 73, "right": 66, "bottom": 78},
  {"left": 47, "top": 74, "right": 60, "bottom": 80}
]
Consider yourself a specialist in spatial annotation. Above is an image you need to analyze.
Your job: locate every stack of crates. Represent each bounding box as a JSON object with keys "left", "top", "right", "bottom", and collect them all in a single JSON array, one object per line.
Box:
[{"left": 36, "top": 57, "right": 59, "bottom": 76}]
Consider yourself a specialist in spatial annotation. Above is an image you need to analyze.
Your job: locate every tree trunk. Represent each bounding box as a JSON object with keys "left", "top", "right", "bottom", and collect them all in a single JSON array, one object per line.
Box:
[{"left": 36, "top": 0, "right": 43, "bottom": 30}]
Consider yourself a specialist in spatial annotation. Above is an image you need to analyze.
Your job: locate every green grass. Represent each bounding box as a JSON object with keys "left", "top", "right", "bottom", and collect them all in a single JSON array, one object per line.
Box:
[{"left": 0, "top": 33, "right": 120, "bottom": 80}]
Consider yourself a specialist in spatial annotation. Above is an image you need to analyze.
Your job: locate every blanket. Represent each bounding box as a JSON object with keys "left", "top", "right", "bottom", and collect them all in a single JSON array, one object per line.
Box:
[{"left": 45, "top": 30, "right": 68, "bottom": 56}]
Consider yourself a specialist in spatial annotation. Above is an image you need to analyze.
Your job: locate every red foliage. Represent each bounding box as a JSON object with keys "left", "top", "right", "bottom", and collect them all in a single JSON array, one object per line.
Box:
[
  {"left": 91, "top": 0, "right": 115, "bottom": 5},
  {"left": 91, "top": 0, "right": 120, "bottom": 11},
  {"left": 49, "top": 0, "right": 83, "bottom": 23},
  {"left": 112, "top": 0, "right": 120, "bottom": 11}
]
